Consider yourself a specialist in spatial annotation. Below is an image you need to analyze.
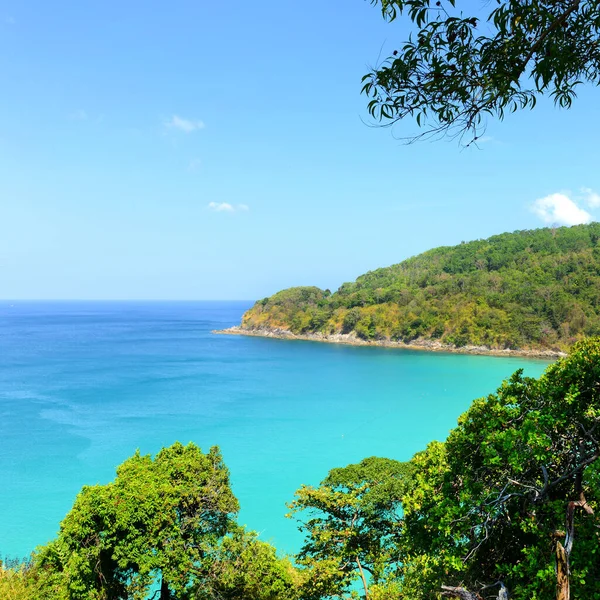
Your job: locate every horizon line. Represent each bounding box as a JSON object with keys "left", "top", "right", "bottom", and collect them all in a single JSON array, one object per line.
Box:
[{"left": 0, "top": 298, "right": 256, "bottom": 303}]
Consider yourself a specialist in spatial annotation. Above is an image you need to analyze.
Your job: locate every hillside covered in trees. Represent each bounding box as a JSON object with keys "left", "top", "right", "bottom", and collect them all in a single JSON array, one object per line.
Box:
[{"left": 239, "top": 223, "right": 600, "bottom": 352}]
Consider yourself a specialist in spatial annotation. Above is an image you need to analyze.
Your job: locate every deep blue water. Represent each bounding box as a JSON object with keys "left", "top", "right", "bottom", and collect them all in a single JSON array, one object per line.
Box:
[{"left": 0, "top": 301, "right": 550, "bottom": 560}]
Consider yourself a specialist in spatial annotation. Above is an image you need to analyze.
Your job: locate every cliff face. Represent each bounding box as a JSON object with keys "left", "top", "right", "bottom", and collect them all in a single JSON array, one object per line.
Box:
[{"left": 238, "top": 223, "right": 600, "bottom": 352}]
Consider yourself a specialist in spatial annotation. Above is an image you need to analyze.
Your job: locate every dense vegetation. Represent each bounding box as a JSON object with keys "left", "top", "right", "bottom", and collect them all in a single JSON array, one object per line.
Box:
[
  {"left": 0, "top": 443, "right": 301, "bottom": 600},
  {"left": 3, "top": 338, "right": 600, "bottom": 599},
  {"left": 363, "top": 0, "right": 600, "bottom": 142},
  {"left": 241, "top": 223, "right": 600, "bottom": 351}
]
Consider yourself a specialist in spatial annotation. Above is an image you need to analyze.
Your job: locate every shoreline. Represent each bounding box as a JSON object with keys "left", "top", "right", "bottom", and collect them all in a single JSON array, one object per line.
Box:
[{"left": 213, "top": 326, "right": 566, "bottom": 359}]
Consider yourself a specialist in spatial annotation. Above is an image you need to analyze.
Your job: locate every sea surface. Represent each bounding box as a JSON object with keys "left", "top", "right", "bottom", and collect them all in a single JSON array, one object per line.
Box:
[{"left": 0, "top": 301, "right": 550, "bottom": 560}]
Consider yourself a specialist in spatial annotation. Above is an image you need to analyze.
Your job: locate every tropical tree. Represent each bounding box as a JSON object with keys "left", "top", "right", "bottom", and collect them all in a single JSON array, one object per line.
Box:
[
  {"left": 0, "top": 560, "right": 41, "bottom": 600},
  {"left": 192, "top": 527, "right": 302, "bottom": 600},
  {"left": 37, "top": 442, "right": 239, "bottom": 600},
  {"left": 287, "top": 457, "right": 413, "bottom": 599},
  {"left": 362, "top": 0, "right": 600, "bottom": 141},
  {"left": 397, "top": 337, "right": 600, "bottom": 600}
]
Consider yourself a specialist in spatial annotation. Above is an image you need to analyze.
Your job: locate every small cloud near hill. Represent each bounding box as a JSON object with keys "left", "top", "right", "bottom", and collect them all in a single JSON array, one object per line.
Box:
[
  {"left": 531, "top": 192, "right": 593, "bottom": 226},
  {"left": 581, "top": 187, "right": 600, "bottom": 208}
]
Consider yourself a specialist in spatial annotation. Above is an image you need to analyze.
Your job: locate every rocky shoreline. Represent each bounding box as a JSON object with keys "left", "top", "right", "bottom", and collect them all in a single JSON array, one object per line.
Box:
[{"left": 213, "top": 326, "right": 566, "bottom": 359}]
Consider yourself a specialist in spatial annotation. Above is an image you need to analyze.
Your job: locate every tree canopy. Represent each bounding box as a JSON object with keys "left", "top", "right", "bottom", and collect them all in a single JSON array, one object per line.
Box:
[
  {"left": 396, "top": 336, "right": 600, "bottom": 599},
  {"left": 362, "top": 0, "right": 600, "bottom": 141},
  {"left": 37, "top": 442, "right": 240, "bottom": 600},
  {"left": 287, "top": 457, "right": 412, "bottom": 599},
  {"left": 191, "top": 528, "right": 302, "bottom": 600}
]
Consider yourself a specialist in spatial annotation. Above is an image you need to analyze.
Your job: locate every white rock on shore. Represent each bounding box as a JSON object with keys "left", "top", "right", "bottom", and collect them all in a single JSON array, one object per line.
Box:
[{"left": 213, "top": 326, "right": 566, "bottom": 359}]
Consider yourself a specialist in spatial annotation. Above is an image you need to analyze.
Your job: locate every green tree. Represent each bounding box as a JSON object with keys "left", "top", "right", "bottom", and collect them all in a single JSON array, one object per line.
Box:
[
  {"left": 0, "top": 560, "right": 44, "bottom": 600},
  {"left": 192, "top": 528, "right": 302, "bottom": 600},
  {"left": 362, "top": 0, "right": 600, "bottom": 141},
  {"left": 397, "top": 337, "right": 600, "bottom": 599},
  {"left": 37, "top": 442, "right": 239, "bottom": 600},
  {"left": 287, "top": 457, "right": 413, "bottom": 599}
]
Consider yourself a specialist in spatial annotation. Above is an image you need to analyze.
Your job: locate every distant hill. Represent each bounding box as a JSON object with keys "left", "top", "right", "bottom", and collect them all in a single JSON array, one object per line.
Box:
[{"left": 237, "top": 223, "right": 600, "bottom": 352}]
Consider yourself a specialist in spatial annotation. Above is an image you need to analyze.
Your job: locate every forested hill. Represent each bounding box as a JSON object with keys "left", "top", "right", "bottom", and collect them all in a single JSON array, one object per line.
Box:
[{"left": 240, "top": 223, "right": 600, "bottom": 351}]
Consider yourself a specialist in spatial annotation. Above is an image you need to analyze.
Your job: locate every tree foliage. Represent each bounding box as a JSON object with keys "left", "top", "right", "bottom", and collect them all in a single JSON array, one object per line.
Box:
[
  {"left": 37, "top": 442, "right": 240, "bottom": 600},
  {"left": 363, "top": 0, "right": 600, "bottom": 141},
  {"left": 287, "top": 457, "right": 412, "bottom": 599},
  {"left": 397, "top": 337, "right": 600, "bottom": 599},
  {"left": 242, "top": 223, "right": 600, "bottom": 351},
  {"left": 191, "top": 528, "right": 302, "bottom": 600},
  {"left": 275, "top": 337, "right": 600, "bottom": 598},
  {"left": 0, "top": 560, "right": 43, "bottom": 600},
  {"left": 2, "top": 443, "right": 301, "bottom": 600}
]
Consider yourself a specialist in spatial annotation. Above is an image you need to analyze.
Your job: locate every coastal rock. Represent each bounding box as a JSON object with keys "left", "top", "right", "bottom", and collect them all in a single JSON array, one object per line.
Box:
[{"left": 213, "top": 326, "right": 566, "bottom": 359}]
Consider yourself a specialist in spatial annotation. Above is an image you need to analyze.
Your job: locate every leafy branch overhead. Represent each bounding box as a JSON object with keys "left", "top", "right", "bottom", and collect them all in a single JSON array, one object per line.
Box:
[{"left": 363, "top": 0, "right": 600, "bottom": 141}]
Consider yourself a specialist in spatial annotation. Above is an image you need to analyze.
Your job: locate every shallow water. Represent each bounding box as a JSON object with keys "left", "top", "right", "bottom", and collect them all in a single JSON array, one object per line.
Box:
[{"left": 0, "top": 301, "right": 549, "bottom": 559}]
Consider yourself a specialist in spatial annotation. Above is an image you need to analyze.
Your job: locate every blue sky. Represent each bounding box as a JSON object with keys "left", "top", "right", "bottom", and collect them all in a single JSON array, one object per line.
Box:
[{"left": 1, "top": 0, "right": 599, "bottom": 300}]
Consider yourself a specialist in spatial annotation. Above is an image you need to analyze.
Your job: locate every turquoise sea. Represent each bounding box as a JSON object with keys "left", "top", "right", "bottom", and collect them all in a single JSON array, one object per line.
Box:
[{"left": 0, "top": 301, "right": 550, "bottom": 560}]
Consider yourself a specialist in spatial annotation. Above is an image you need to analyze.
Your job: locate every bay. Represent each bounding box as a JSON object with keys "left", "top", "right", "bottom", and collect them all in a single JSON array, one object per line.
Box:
[{"left": 0, "top": 301, "right": 549, "bottom": 560}]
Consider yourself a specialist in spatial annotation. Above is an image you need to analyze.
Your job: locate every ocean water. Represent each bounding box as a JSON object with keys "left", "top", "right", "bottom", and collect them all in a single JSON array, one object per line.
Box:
[{"left": 0, "top": 301, "right": 550, "bottom": 560}]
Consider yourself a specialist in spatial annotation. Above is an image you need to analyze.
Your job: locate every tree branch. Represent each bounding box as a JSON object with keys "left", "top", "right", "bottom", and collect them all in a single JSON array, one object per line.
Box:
[{"left": 441, "top": 585, "right": 482, "bottom": 599}]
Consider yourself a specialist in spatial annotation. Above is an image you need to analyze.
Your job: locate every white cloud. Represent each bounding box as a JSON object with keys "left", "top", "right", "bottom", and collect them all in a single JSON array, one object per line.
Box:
[
  {"left": 207, "top": 202, "right": 249, "bottom": 213},
  {"left": 208, "top": 202, "right": 234, "bottom": 212},
  {"left": 165, "top": 115, "right": 205, "bottom": 133},
  {"left": 531, "top": 193, "right": 592, "bottom": 226},
  {"left": 581, "top": 187, "right": 600, "bottom": 208}
]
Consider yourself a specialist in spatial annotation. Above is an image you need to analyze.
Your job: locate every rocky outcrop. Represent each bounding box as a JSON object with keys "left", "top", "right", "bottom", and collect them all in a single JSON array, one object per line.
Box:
[{"left": 213, "top": 326, "right": 566, "bottom": 359}]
